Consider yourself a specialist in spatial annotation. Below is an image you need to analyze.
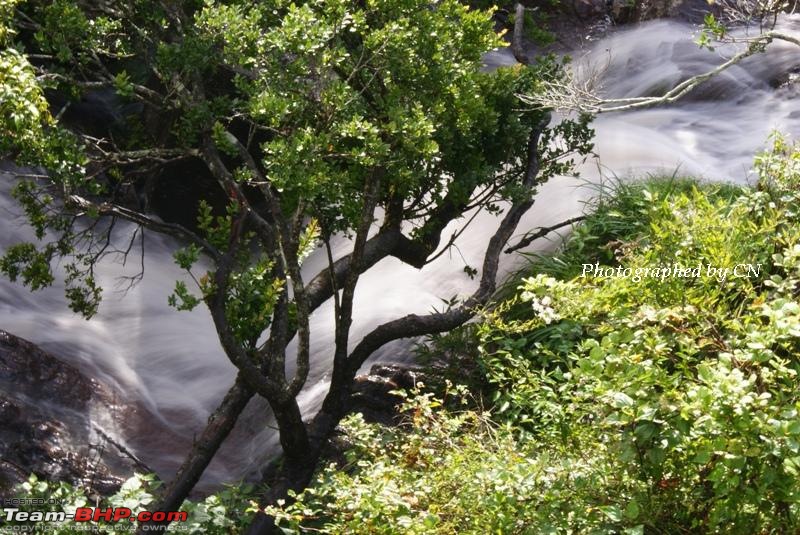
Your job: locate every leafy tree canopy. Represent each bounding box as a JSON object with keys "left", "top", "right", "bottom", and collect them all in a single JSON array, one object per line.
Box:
[{"left": 1, "top": 0, "right": 592, "bottom": 527}]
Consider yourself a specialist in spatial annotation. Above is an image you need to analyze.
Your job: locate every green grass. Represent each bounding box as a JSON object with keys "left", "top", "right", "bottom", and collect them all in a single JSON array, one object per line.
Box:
[{"left": 510, "top": 174, "right": 748, "bottom": 284}]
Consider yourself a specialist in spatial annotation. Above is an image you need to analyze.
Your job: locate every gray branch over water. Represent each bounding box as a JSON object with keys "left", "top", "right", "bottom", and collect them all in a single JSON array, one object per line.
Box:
[
  {"left": 67, "top": 194, "right": 221, "bottom": 261},
  {"left": 505, "top": 215, "right": 586, "bottom": 254},
  {"left": 524, "top": 31, "right": 800, "bottom": 114}
]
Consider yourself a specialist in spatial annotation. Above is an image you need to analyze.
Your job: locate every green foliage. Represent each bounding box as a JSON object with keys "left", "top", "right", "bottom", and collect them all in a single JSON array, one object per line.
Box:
[
  {"left": 193, "top": 0, "right": 512, "bottom": 230},
  {"left": 196, "top": 200, "right": 235, "bottom": 251},
  {"left": 180, "top": 483, "right": 257, "bottom": 533},
  {"left": 32, "top": 0, "right": 128, "bottom": 63},
  {"left": 269, "top": 387, "right": 653, "bottom": 534},
  {"left": 189, "top": 0, "right": 590, "bottom": 232},
  {"left": 2, "top": 0, "right": 590, "bottom": 527},
  {"left": 7, "top": 473, "right": 154, "bottom": 533},
  {"left": 511, "top": 175, "right": 747, "bottom": 284},
  {"left": 0, "top": 48, "right": 86, "bottom": 185},
  {"left": 755, "top": 132, "right": 800, "bottom": 193},
  {"left": 267, "top": 388, "right": 562, "bottom": 534},
  {"left": 476, "top": 146, "right": 800, "bottom": 532},
  {"left": 272, "top": 140, "right": 800, "bottom": 533},
  {"left": 112, "top": 71, "right": 135, "bottom": 98},
  {"left": 0, "top": 0, "right": 20, "bottom": 45},
  {"left": 0, "top": 242, "right": 55, "bottom": 290},
  {"left": 0, "top": 22, "right": 108, "bottom": 318},
  {"left": 3, "top": 0, "right": 591, "bottom": 338},
  {"left": 170, "top": 202, "right": 287, "bottom": 346},
  {"left": 0, "top": 50, "right": 50, "bottom": 150},
  {"left": 174, "top": 243, "right": 201, "bottom": 271},
  {"left": 168, "top": 279, "right": 202, "bottom": 311},
  {"left": 224, "top": 257, "right": 285, "bottom": 345},
  {"left": 298, "top": 218, "right": 321, "bottom": 263},
  {"left": 696, "top": 13, "right": 726, "bottom": 50}
]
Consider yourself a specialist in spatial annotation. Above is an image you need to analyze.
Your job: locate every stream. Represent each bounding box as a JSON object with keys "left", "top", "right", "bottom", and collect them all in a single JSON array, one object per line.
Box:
[{"left": 1, "top": 16, "right": 799, "bottom": 487}]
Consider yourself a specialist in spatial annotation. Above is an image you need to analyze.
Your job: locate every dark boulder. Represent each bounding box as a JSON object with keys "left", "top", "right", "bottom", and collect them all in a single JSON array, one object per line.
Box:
[
  {"left": 0, "top": 330, "right": 139, "bottom": 497},
  {"left": 348, "top": 363, "right": 425, "bottom": 426}
]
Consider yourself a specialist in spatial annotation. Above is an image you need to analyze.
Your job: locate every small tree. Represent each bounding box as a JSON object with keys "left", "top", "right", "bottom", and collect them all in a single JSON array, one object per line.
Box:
[{"left": 1, "top": 0, "right": 592, "bottom": 531}]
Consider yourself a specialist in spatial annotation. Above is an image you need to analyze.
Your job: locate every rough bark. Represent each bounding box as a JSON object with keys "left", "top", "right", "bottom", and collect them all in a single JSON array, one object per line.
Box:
[
  {"left": 512, "top": 3, "right": 528, "bottom": 64},
  {"left": 269, "top": 397, "right": 312, "bottom": 465},
  {"left": 244, "top": 115, "right": 551, "bottom": 535}
]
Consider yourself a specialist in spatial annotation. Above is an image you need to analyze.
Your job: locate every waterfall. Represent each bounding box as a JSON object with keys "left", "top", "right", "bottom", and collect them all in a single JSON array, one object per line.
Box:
[{"left": 1, "top": 16, "right": 799, "bottom": 487}]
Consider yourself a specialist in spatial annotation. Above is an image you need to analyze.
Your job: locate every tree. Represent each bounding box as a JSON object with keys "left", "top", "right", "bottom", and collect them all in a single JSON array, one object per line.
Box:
[{"left": 0, "top": 0, "right": 592, "bottom": 531}]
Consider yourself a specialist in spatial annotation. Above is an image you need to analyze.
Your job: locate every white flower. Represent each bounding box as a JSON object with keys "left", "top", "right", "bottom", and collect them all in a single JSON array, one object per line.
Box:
[{"left": 531, "top": 296, "right": 560, "bottom": 325}]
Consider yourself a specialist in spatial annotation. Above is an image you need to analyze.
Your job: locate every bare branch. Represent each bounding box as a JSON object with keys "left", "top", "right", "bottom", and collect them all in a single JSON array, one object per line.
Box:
[
  {"left": 505, "top": 215, "right": 586, "bottom": 254},
  {"left": 512, "top": 3, "right": 528, "bottom": 64},
  {"left": 35, "top": 73, "right": 165, "bottom": 108},
  {"left": 303, "top": 227, "right": 403, "bottom": 311},
  {"left": 92, "top": 424, "right": 155, "bottom": 475},
  {"left": 527, "top": 25, "right": 800, "bottom": 114},
  {"left": 714, "top": 0, "right": 795, "bottom": 27},
  {"left": 67, "top": 195, "right": 221, "bottom": 261},
  {"left": 343, "top": 114, "right": 551, "bottom": 377},
  {"left": 198, "top": 136, "right": 276, "bottom": 245},
  {"left": 423, "top": 205, "right": 486, "bottom": 265},
  {"left": 98, "top": 148, "right": 198, "bottom": 164},
  {"left": 323, "top": 168, "right": 383, "bottom": 399},
  {"left": 207, "top": 224, "right": 286, "bottom": 401}
]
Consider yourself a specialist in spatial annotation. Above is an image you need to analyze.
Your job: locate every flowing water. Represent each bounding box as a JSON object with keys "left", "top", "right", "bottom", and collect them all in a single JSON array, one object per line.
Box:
[{"left": 1, "top": 17, "right": 799, "bottom": 486}]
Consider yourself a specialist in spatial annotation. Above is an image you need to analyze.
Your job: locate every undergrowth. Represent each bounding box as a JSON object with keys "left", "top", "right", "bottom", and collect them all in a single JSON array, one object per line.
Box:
[{"left": 272, "top": 135, "right": 800, "bottom": 534}]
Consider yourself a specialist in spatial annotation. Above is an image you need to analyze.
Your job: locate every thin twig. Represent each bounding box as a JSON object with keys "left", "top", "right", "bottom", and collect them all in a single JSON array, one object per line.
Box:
[{"left": 505, "top": 215, "right": 586, "bottom": 253}]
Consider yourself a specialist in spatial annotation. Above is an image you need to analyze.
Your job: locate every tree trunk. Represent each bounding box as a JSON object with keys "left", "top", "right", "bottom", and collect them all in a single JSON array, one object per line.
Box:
[
  {"left": 244, "top": 397, "right": 322, "bottom": 535},
  {"left": 243, "top": 115, "right": 551, "bottom": 535},
  {"left": 243, "top": 449, "right": 320, "bottom": 535},
  {"left": 311, "top": 374, "right": 353, "bottom": 440},
  {"left": 136, "top": 377, "right": 254, "bottom": 533}
]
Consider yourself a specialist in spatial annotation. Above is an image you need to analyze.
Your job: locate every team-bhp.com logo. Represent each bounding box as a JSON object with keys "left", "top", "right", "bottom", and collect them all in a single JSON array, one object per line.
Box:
[
  {"left": 2, "top": 507, "right": 187, "bottom": 529},
  {"left": 76, "top": 508, "right": 186, "bottom": 523}
]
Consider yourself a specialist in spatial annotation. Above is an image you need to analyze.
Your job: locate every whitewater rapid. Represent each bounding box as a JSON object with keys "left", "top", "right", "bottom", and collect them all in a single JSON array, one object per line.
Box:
[{"left": 1, "top": 16, "right": 798, "bottom": 485}]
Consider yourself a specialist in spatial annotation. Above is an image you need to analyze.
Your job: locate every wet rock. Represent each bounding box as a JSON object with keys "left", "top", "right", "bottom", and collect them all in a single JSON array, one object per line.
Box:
[
  {"left": 570, "top": 0, "right": 609, "bottom": 19},
  {"left": 609, "top": 0, "right": 713, "bottom": 23},
  {"left": 0, "top": 330, "right": 138, "bottom": 497},
  {"left": 534, "top": 0, "right": 714, "bottom": 52},
  {"left": 348, "top": 363, "right": 425, "bottom": 426}
]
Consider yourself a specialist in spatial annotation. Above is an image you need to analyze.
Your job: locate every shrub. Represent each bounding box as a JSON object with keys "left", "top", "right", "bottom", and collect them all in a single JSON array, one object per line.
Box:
[{"left": 273, "top": 138, "right": 800, "bottom": 533}]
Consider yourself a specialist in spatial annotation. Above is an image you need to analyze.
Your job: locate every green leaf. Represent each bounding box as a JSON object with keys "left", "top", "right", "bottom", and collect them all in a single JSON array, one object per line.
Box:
[
  {"left": 625, "top": 500, "right": 640, "bottom": 520},
  {"left": 599, "top": 505, "right": 623, "bottom": 523},
  {"left": 610, "top": 392, "right": 634, "bottom": 409}
]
